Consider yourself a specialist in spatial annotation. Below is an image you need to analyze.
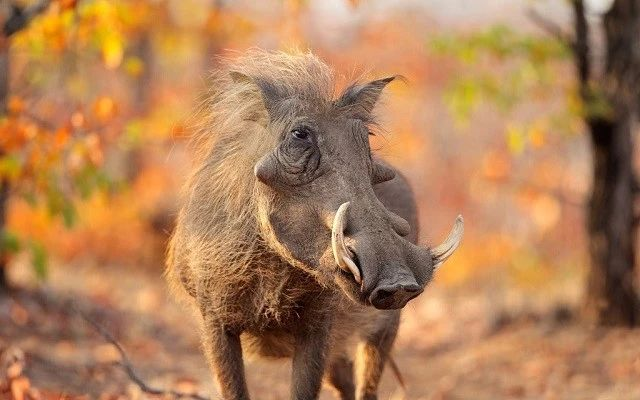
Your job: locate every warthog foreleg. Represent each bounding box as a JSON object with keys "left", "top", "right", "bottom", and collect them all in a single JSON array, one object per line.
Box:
[
  {"left": 290, "top": 320, "right": 332, "bottom": 400},
  {"left": 201, "top": 319, "right": 250, "bottom": 400},
  {"left": 355, "top": 312, "right": 400, "bottom": 400}
]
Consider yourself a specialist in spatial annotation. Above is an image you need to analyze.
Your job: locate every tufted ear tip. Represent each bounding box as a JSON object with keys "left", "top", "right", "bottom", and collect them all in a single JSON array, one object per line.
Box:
[
  {"left": 336, "top": 75, "right": 400, "bottom": 115},
  {"left": 378, "top": 76, "right": 396, "bottom": 84}
]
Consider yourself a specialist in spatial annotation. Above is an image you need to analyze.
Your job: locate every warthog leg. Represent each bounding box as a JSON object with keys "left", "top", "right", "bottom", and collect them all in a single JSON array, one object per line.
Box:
[
  {"left": 201, "top": 317, "right": 250, "bottom": 400},
  {"left": 291, "top": 320, "right": 332, "bottom": 400},
  {"left": 324, "top": 356, "right": 355, "bottom": 400},
  {"left": 355, "top": 311, "right": 400, "bottom": 400}
]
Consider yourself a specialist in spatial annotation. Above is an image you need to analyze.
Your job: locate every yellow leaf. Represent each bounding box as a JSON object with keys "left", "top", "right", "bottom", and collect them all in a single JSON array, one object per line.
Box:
[
  {"left": 41, "top": 12, "right": 62, "bottom": 36},
  {"left": 124, "top": 56, "right": 144, "bottom": 77},
  {"left": 102, "top": 35, "right": 123, "bottom": 69},
  {"left": 506, "top": 124, "right": 526, "bottom": 155}
]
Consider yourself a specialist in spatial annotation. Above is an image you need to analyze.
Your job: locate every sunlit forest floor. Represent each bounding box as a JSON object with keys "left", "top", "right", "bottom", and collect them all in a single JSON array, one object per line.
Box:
[{"left": 2, "top": 262, "right": 640, "bottom": 400}]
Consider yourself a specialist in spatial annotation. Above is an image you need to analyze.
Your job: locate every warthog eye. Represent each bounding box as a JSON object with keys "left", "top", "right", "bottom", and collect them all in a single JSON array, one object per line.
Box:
[{"left": 291, "top": 128, "right": 310, "bottom": 140}]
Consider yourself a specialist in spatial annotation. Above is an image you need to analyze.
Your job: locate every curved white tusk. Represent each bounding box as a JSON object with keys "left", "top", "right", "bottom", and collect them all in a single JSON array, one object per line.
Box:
[
  {"left": 432, "top": 215, "right": 464, "bottom": 269},
  {"left": 331, "top": 202, "right": 362, "bottom": 284}
]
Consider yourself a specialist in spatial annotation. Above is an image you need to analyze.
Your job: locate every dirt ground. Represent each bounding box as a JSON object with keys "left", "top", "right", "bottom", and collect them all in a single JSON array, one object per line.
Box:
[{"left": 1, "top": 262, "right": 640, "bottom": 400}]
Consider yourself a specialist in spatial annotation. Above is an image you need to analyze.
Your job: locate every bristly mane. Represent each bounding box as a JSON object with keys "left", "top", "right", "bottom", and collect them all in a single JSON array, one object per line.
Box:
[{"left": 166, "top": 50, "right": 337, "bottom": 325}]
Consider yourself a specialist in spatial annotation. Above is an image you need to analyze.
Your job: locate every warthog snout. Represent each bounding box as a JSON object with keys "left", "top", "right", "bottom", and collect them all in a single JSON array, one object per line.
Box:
[
  {"left": 369, "top": 273, "right": 423, "bottom": 309},
  {"left": 329, "top": 200, "right": 463, "bottom": 309}
]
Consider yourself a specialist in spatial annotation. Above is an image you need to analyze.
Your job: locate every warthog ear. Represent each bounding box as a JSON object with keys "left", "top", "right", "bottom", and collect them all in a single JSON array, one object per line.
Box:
[
  {"left": 371, "top": 161, "right": 396, "bottom": 184},
  {"left": 336, "top": 76, "right": 398, "bottom": 115},
  {"left": 230, "top": 71, "right": 280, "bottom": 117}
]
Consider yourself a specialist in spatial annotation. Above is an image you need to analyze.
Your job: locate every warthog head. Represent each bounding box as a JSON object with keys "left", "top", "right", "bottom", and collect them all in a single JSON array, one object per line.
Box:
[{"left": 233, "top": 54, "right": 462, "bottom": 310}]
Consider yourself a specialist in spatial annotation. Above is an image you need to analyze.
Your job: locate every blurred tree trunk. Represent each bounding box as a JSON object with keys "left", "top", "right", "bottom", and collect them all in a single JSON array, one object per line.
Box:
[
  {"left": 586, "top": 115, "right": 638, "bottom": 325},
  {"left": 0, "top": 34, "right": 10, "bottom": 292},
  {"left": 133, "top": 30, "right": 153, "bottom": 114},
  {"left": 575, "top": 0, "right": 640, "bottom": 326},
  {"left": 123, "top": 30, "right": 154, "bottom": 183}
]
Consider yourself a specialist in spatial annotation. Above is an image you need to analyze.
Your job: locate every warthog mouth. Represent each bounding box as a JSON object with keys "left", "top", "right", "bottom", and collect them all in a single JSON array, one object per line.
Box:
[
  {"left": 333, "top": 252, "right": 424, "bottom": 309},
  {"left": 333, "top": 251, "right": 370, "bottom": 305},
  {"left": 329, "top": 202, "right": 464, "bottom": 309}
]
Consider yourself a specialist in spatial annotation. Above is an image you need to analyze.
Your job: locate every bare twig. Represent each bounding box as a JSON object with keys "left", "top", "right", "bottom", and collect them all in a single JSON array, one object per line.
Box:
[
  {"left": 3, "top": 0, "right": 52, "bottom": 37},
  {"left": 387, "top": 356, "right": 406, "bottom": 393},
  {"left": 76, "top": 307, "right": 210, "bottom": 400},
  {"left": 525, "top": 8, "right": 574, "bottom": 48}
]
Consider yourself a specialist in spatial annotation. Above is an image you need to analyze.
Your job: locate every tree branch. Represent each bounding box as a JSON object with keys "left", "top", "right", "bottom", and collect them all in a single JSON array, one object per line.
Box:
[
  {"left": 572, "top": 0, "right": 591, "bottom": 86},
  {"left": 525, "top": 8, "right": 574, "bottom": 48},
  {"left": 527, "top": 2, "right": 593, "bottom": 102},
  {"left": 3, "top": 0, "right": 52, "bottom": 37},
  {"left": 76, "top": 307, "right": 210, "bottom": 400}
]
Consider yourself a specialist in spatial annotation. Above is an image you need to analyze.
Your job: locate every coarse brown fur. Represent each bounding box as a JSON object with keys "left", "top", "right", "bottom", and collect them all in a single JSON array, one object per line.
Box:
[
  {"left": 166, "top": 49, "right": 431, "bottom": 400},
  {"left": 167, "top": 51, "right": 340, "bottom": 326}
]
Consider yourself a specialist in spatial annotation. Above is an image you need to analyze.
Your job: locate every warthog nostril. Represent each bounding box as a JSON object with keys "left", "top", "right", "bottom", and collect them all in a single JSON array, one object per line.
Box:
[
  {"left": 402, "top": 283, "right": 422, "bottom": 294},
  {"left": 369, "top": 282, "right": 423, "bottom": 310},
  {"left": 374, "top": 289, "right": 394, "bottom": 301},
  {"left": 402, "top": 283, "right": 423, "bottom": 303}
]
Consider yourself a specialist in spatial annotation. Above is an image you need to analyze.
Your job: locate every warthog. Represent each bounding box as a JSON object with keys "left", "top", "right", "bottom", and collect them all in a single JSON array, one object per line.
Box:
[{"left": 166, "top": 50, "right": 463, "bottom": 400}]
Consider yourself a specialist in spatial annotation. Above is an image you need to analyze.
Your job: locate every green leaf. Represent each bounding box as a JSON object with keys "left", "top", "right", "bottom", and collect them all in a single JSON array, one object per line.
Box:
[
  {"left": 22, "top": 191, "right": 38, "bottom": 207},
  {"left": 0, "top": 155, "right": 23, "bottom": 180},
  {"left": 75, "top": 165, "right": 113, "bottom": 198},
  {"left": 29, "top": 241, "right": 48, "bottom": 281},
  {"left": 429, "top": 23, "right": 576, "bottom": 138},
  {"left": 121, "top": 119, "right": 144, "bottom": 149},
  {"left": 446, "top": 79, "right": 480, "bottom": 123},
  {"left": 61, "top": 201, "right": 77, "bottom": 228},
  {"left": 44, "top": 186, "right": 77, "bottom": 228},
  {"left": 46, "top": 187, "right": 64, "bottom": 216},
  {"left": 0, "top": 230, "right": 21, "bottom": 254}
]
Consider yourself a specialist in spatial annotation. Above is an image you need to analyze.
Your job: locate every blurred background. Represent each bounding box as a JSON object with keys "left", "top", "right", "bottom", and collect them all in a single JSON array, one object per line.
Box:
[{"left": 1, "top": 0, "right": 639, "bottom": 399}]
